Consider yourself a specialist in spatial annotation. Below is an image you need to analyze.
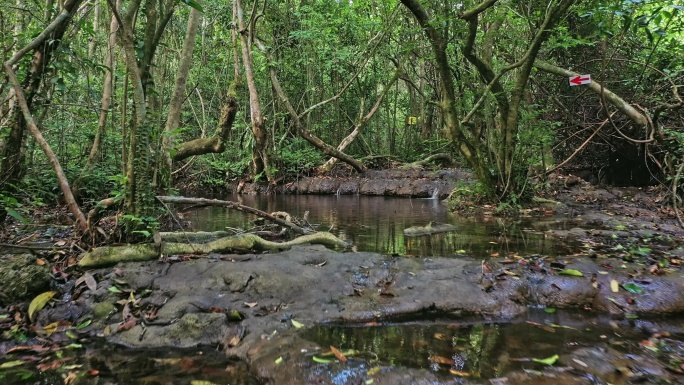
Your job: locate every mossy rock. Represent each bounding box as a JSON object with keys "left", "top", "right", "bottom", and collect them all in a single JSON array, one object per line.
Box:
[{"left": 0, "top": 254, "right": 51, "bottom": 306}]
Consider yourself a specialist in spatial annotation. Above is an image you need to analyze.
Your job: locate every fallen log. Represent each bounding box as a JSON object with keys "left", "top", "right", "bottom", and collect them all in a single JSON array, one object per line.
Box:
[{"left": 78, "top": 232, "right": 348, "bottom": 268}]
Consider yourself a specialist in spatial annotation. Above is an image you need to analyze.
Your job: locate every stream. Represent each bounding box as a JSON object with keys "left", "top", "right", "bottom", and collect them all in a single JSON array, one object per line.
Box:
[
  {"left": 2, "top": 194, "right": 682, "bottom": 384},
  {"left": 185, "top": 194, "right": 577, "bottom": 258}
]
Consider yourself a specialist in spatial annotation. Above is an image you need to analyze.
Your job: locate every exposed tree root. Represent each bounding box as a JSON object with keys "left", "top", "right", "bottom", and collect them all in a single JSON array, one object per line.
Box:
[{"left": 78, "top": 231, "right": 348, "bottom": 268}]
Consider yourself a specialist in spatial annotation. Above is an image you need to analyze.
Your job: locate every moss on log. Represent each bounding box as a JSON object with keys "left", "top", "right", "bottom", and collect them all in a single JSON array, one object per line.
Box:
[{"left": 78, "top": 232, "right": 349, "bottom": 268}]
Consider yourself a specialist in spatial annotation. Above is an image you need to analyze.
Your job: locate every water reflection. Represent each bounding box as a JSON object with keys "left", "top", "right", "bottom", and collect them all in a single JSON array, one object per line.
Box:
[
  {"left": 184, "top": 194, "right": 575, "bottom": 258},
  {"left": 303, "top": 310, "right": 666, "bottom": 381}
]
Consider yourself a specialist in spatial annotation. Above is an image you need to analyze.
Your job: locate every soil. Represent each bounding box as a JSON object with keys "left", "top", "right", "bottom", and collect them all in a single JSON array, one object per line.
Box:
[{"left": 1, "top": 169, "right": 684, "bottom": 385}]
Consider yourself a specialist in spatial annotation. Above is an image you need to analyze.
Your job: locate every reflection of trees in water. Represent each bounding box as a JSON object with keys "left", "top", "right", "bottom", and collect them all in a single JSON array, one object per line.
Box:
[
  {"left": 188, "top": 194, "right": 565, "bottom": 257},
  {"left": 304, "top": 323, "right": 502, "bottom": 377},
  {"left": 404, "top": 221, "right": 559, "bottom": 258}
]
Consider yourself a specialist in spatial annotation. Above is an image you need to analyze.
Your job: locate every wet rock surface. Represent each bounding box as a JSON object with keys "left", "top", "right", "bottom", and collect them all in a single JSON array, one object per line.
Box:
[{"left": 59, "top": 238, "right": 684, "bottom": 383}]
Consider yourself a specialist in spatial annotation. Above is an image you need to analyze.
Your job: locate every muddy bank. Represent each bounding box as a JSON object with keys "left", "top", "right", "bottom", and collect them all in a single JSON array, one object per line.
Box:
[{"left": 231, "top": 168, "right": 473, "bottom": 198}]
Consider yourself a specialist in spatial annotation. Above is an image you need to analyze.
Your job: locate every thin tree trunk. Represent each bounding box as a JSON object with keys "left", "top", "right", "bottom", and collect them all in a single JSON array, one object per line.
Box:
[
  {"left": 534, "top": 60, "right": 648, "bottom": 127},
  {"left": 235, "top": 0, "right": 271, "bottom": 182},
  {"left": 1, "top": 0, "right": 86, "bottom": 226},
  {"left": 318, "top": 66, "right": 401, "bottom": 172},
  {"left": 161, "top": 1, "right": 202, "bottom": 187},
  {"left": 254, "top": 39, "right": 367, "bottom": 173},
  {"left": 83, "top": 0, "right": 120, "bottom": 171},
  {"left": 3, "top": 64, "right": 86, "bottom": 230}
]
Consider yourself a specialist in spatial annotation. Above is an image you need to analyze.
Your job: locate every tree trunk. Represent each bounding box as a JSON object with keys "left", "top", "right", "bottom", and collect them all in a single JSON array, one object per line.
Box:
[
  {"left": 0, "top": 0, "right": 85, "bottom": 196},
  {"left": 253, "top": 40, "right": 367, "bottom": 173},
  {"left": 235, "top": 0, "right": 272, "bottom": 182},
  {"left": 161, "top": 1, "right": 202, "bottom": 188},
  {"left": 83, "top": 0, "right": 120, "bottom": 172},
  {"left": 318, "top": 66, "right": 401, "bottom": 173}
]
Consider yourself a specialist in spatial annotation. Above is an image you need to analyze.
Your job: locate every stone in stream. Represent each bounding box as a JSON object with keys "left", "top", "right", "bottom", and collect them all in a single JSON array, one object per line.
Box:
[{"left": 403, "top": 221, "right": 457, "bottom": 236}]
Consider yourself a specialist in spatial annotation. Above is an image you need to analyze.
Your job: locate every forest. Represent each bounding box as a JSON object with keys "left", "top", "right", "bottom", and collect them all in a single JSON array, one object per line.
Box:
[{"left": 0, "top": 0, "right": 682, "bottom": 233}]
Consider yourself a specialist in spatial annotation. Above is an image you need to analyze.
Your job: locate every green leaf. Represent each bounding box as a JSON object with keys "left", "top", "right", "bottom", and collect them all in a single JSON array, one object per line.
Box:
[
  {"left": 0, "top": 360, "right": 25, "bottom": 369},
  {"left": 291, "top": 319, "right": 305, "bottom": 329},
  {"left": 275, "top": 356, "right": 283, "bottom": 365},
  {"left": 66, "top": 330, "right": 78, "bottom": 339},
  {"left": 4, "top": 207, "right": 28, "bottom": 224},
  {"left": 532, "top": 354, "right": 559, "bottom": 365},
  {"left": 76, "top": 319, "right": 92, "bottom": 330},
  {"left": 108, "top": 286, "right": 123, "bottom": 293},
  {"left": 313, "top": 356, "right": 333, "bottom": 364},
  {"left": 622, "top": 283, "right": 644, "bottom": 294},
  {"left": 559, "top": 269, "right": 583, "bottom": 277},
  {"left": 544, "top": 307, "right": 556, "bottom": 314},
  {"left": 28, "top": 291, "right": 57, "bottom": 322},
  {"left": 180, "top": 0, "right": 204, "bottom": 13}
]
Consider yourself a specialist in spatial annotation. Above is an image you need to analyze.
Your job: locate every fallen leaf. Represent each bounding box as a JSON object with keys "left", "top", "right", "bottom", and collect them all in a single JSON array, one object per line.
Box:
[
  {"left": 0, "top": 360, "right": 25, "bottom": 369},
  {"left": 116, "top": 318, "right": 137, "bottom": 332},
  {"left": 291, "top": 319, "right": 305, "bottom": 329},
  {"left": 64, "top": 371, "right": 78, "bottom": 384},
  {"left": 83, "top": 272, "right": 97, "bottom": 291},
  {"left": 559, "top": 269, "right": 583, "bottom": 277},
  {"left": 36, "top": 258, "right": 47, "bottom": 266},
  {"left": 532, "top": 354, "right": 559, "bottom": 365},
  {"left": 312, "top": 356, "right": 333, "bottom": 364},
  {"left": 330, "top": 346, "right": 348, "bottom": 362},
  {"left": 244, "top": 302, "right": 258, "bottom": 308},
  {"left": 28, "top": 291, "right": 57, "bottom": 322},
  {"left": 610, "top": 280, "right": 620, "bottom": 293},
  {"left": 275, "top": 357, "right": 283, "bottom": 365},
  {"left": 572, "top": 358, "right": 588, "bottom": 367},
  {"left": 449, "top": 369, "right": 471, "bottom": 377},
  {"left": 622, "top": 283, "right": 644, "bottom": 294},
  {"left": 433, "top": 333, "right": 449, "bottom": 341}
]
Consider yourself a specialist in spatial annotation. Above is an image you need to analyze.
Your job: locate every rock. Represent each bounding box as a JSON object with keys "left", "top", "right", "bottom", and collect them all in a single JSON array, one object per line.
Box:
[
  {"left": 0, "top": 253, "right": 51, "bottom": 306},
  {"left": 403, "top": 222, "right": 457, "bottom": 236}
]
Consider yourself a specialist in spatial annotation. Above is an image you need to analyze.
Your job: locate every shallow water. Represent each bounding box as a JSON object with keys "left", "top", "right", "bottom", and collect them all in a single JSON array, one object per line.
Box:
[
  {"left": 303, "top": 310, "right": 684, "bottom": 382},
  {"left": 184, "top": 194, "right": 578, "bottom": 258}
]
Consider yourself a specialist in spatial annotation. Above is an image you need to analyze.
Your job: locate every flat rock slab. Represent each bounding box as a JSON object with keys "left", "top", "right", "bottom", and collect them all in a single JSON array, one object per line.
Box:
[{"left": 67, "top": 244, "right": 684, "bottom": 354}]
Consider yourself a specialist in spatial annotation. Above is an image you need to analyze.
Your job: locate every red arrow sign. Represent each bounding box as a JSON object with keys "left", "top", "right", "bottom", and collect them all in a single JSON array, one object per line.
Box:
[{"left": 569, "top": 74, "right": 591, "bottom": 86}]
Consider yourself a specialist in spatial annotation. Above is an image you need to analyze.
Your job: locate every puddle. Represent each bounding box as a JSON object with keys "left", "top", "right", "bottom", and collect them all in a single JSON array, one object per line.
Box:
[
  {"left": 302, "top": 310, "right": 684, "bottom": 382},
  {"left": 0, "top": 343, "right": 262, "bottom": 385}
]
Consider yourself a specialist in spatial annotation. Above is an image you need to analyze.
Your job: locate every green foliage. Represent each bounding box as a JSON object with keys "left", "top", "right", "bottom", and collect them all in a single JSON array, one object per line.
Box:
[
  {"left": 120, "top": 214, "right": 159, "bottom": 241},
  {"left": 275, "top": 138, "right": 324, "bottom": 175},
  {"left": 0, "top": 192, "right": 28, "bottom": 224},
  {"left": 447, "top": 182, "right": 489, "bottom": 210}
]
